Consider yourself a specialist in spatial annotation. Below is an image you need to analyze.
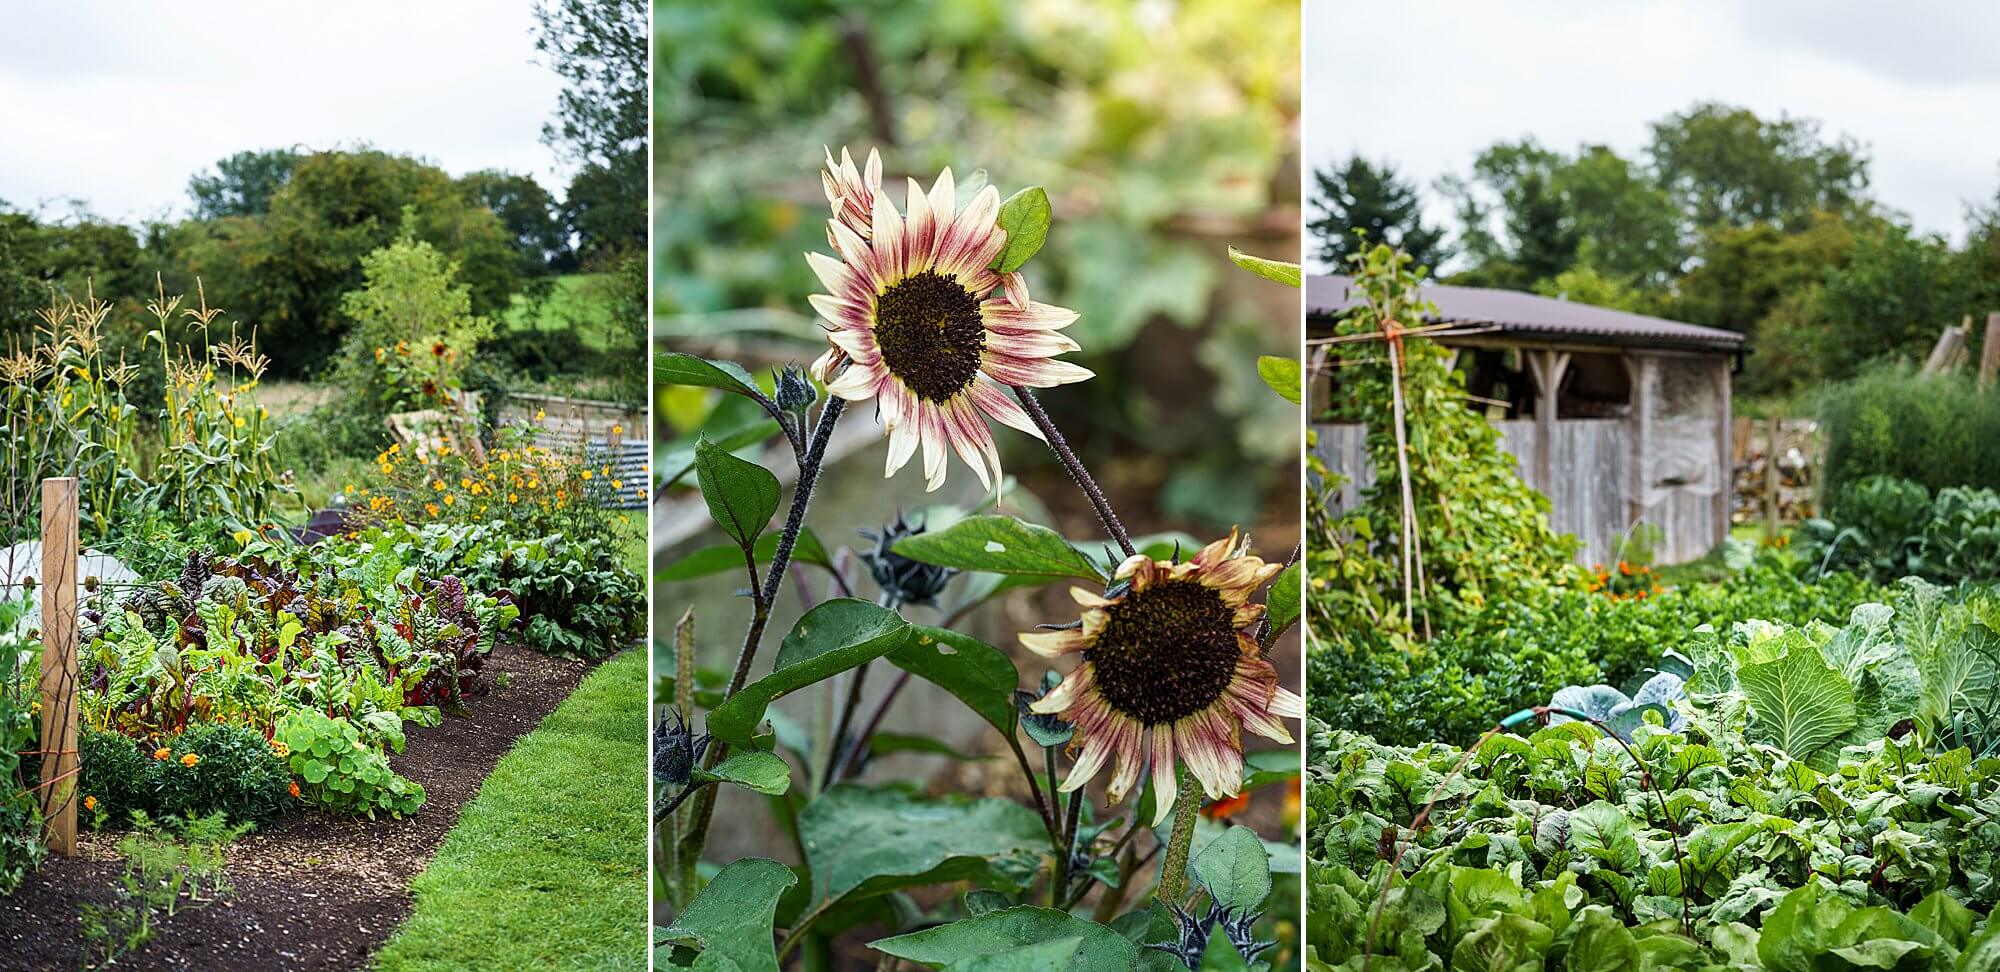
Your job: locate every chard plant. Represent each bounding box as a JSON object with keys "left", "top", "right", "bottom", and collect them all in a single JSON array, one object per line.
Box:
[{"left": 656, "top": 147, "right": 1303, "bottom": 969}]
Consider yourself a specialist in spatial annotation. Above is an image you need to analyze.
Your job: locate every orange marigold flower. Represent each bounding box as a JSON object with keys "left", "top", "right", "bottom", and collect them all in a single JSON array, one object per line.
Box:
[
  {"left": 84, "top": 795, "right": 97, "bottom": 811},
  {"left": 180, "top": 753, "right": 200, "bottom": 767},
  {"left": 153, "top": 747, "right": 171, "bottom": 761}
]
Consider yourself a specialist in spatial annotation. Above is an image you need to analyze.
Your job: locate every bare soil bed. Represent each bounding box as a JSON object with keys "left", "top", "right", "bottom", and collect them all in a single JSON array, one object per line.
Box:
[{"left": 0, "top": 642, "right": 595, "bottom": 971}]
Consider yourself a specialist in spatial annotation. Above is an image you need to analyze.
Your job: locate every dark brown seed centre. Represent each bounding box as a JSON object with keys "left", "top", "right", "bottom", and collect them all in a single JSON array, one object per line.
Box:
[
  {"left": 1086, "top": 579, "right": 1240, "bottom": 725},
  {"left": 874, "top": 270, "right": 985, "bottom": 402}
]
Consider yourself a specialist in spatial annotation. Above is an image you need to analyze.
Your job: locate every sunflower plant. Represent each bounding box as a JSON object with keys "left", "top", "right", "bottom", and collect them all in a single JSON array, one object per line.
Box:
[{"left": 656, "top": 148, "right": 1304, "bottom": 970}]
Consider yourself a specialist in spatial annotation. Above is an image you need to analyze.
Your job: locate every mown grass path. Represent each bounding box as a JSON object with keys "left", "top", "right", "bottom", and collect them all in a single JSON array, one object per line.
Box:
[{"left": 375, "top": 649, "right": 648, "bottom": 972}]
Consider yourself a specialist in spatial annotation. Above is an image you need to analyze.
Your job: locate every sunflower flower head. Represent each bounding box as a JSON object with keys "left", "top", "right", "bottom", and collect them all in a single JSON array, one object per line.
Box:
[
  {"left": 1024, "top": 530, "right": 1302, "bottom": 826},
  {"left": 807, "top": 147, "right": 1092, "bottom": 492}
]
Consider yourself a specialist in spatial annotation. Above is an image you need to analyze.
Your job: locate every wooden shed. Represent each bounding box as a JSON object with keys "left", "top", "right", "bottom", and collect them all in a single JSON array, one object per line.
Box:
[{"left": 1307, "top": 274, "right": 1745, "bottom": 566}]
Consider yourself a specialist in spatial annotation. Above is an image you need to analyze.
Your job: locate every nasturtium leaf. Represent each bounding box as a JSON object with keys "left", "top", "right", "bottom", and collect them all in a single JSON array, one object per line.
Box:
[
  {"left": 695, "top": 750, "right": 792, "bottom": 795},
  {"left": 892, "top": 515, "right": 1101, "bottom": 580},
  {"left": 657, "top": 528, "right": 831, "bottom": 582},
  {"left": 889, "top": 625, "right": 1020, "bottom": 738},
  {"left": 693, "top": 437, "right": 780, "bottom": 549},
  {"left": 1191, "top": 825, "right": 1272, "bottom": 914},
  {"left": 1256, "top": 355, "right": 1304, "bottom": 405},
  {"left": 659, "top": 351, "right": 765, "bottom": 398},
  {"left": 1226, "top": 246, "right": 1303, "bottom": 288},
  {"left": 800, "top": 784, "right": 1049, "bottom": 908},
  {"left": 1264, "top": 561, "right": 1301, "bottom": 638},
  {"left": 869, "top": 905, "right": 1138, "bottom": 971},
  {"left": 989, "top": 187, "right": 1051, "bottom": 274},
  {"left": 706, "top": 599, "right": 911, "bottom": 746},
  {"left": 656, "top": 857, "right": 797, "bottom": 972}
]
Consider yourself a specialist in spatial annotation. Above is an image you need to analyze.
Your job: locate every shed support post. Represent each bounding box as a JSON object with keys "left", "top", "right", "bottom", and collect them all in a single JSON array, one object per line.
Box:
[
  {"left": 1525, "top": 350, "right": 1570, "bottom": 491},
  {"left": 1625, "top": 355, "right": 1652, "bottom": 538}
]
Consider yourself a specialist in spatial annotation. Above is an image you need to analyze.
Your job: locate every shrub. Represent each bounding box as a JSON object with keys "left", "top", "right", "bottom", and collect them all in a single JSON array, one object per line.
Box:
[
  {"left": 80, "top": 723, "right": 295, "bottom": 827},
  {"left": 1817, "top": 364, "right": 2000, "bottom": 499}
]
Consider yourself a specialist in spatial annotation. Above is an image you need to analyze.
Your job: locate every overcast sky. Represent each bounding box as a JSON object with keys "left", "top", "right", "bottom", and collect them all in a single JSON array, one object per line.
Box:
[
  {"left": 1304, "top": 0, "right": 2000, "bottom": 268},
  {"left": 0, "top": 2, "right": 567, "bottom": 224}
]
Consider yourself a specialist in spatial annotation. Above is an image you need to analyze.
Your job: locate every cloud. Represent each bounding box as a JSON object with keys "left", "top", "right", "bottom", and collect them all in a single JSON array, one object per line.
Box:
[
  {"left": 0, "top": 0, "right": 567, "bottom": 223},
  {"left": 1303, "top": 0, "right": 2000, "bottom": 245}
]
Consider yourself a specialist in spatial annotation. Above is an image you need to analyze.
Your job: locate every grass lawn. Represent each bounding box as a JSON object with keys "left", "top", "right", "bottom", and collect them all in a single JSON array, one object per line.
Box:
[
  {"left": 374, "top": 649, "right": 649, "bottom": 972},
  {"left": 504, "top": 273, "right": 621, "bottom": 353}
]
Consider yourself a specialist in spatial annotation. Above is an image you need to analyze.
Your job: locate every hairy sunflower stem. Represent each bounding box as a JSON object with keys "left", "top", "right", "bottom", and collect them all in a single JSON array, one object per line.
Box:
[
  {"left": 1013, "top": 386, "right": 1135, "bottom": 559},
  {"left": 678, "top": 396, "right": 848, "bottom": 896},
  {"left": 1046, "top": 746, "right": 1068, "bottom": 904},
  {"left": 1157, "top": 765, "right": 1201, "bottom": 906}
]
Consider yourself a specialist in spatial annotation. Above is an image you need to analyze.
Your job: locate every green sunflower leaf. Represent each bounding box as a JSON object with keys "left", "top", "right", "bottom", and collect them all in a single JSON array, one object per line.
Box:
[
  {"left": 802, "top": 785, "right": 1050, "bottom": 909},
  {"left": 1257, "top": 355, "right": 1304, "bottom": 405},
  {"left": 655, "top": 857, "right": 797, "bottom": 972},
  {"left": 1226, "top": 245, "right": 1303, "bottom": 288},
  {"left": 693, "top": 750, "right": 792, "bottom": 796},
  {"left": 655, "top": 528, "right": 831, "bottom": 582},
  {"left": 891, "top": 515, "right": 1101, "bottom": 580},
  {"left": 889, "top": 626, "right": 1020, "bottom": 739},
  {"left": 869, "top": 905, "right": 1137, "bottom": 971},
  {"left": 1191, "top": 825, "right": 1274, "bottom": 914},
  {"left": 658, "top": 351, "right": 765, "bottom": 398},
  {"left": 692, "top": 437, "right": 780, "bottom": 550},
  {"left": 1264, "top": 561, "right": 1302, "bottom": 640},
  {"left": 990, "top": 187, "right": 1052, "bottom": 274},
  {"left": 705, "top": 599, "right": 911, "bottom": 747}
]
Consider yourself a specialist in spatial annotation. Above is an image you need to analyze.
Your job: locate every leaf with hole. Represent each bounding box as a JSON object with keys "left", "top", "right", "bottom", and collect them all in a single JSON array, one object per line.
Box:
[
  {"left": 655, "top": 857, "right": 796, "bottom": 972},
  {"left": 892, "top": 515, "right": 1100, "bottom": 580},
  {"left": 705, "top": 599, "right": 911, "bottom": 747}
]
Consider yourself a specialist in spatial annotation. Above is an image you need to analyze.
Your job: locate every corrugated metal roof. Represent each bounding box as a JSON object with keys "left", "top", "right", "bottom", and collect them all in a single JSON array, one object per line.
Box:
[{"left": 1307, "top": 274, "right": 1744, "bottom": 351}]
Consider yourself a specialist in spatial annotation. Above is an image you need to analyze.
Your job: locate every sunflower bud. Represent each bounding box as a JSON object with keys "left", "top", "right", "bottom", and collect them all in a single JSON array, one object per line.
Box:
[
  {"left": 858, "top": 513, "right": 956, "bottom": 606},
  {"left": 774, "top": 365, "right": 817, "bottom": 413},
  {"left": 1216, "top": 904, "right": 1274, "bottom": 963},
  {"left": 1143, "top": 901, "right": 1215, "bottom": 968},
  {"left": 652, "top": 710, "right": 710, "bottom": 786}
]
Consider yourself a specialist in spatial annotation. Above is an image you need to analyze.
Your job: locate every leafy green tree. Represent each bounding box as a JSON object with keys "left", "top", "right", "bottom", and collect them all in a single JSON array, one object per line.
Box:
[
  {"left": 534, "top": 0, "right": 647, "bottom": 257},
  {"left": 1647, "top": 102, "right": 1870, "bottom": 233},
  {"left": 0, "top": 208, "right": 48, "bottom": 339},
  {"left": 186, "top": 148, "right": 303, "bottom": 220},
  {"left": 176, "top": 150, "right": 520, "bottom": 376},
  {"left": 1816, "top": 220, "right": 1975, "bottom": 379},
  {"left": 1308, "top": 155, "right": 1447, "bottom": 270},
  {"left": 457, "top": 169, "right": 570, "bottom": 274}
]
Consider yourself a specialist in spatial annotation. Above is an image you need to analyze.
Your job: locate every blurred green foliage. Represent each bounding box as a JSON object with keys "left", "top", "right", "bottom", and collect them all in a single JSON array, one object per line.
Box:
[{"left": 655, "top": 0, "right": 1300, "bottom": 525}]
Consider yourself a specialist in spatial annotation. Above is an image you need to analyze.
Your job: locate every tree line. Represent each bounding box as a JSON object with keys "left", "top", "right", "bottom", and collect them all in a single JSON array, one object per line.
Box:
[{"left": 1311, "top": 102, "right": 2000, "bottom": 398}]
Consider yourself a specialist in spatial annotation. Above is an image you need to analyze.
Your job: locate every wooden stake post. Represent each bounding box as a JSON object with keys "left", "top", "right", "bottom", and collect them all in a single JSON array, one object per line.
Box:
[{"left": 38, "top": 477, "right": 78, "bottom": 855}]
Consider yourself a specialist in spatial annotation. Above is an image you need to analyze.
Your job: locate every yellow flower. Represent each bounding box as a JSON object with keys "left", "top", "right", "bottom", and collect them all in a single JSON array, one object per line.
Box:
[
  {"left": 425, "top": 502, "right": 441, "bottom": 517},
  {"left": 232, "top": 529, "right": 253, "bottom": 545},
  {"left": 344, "top": 484, "right": 356, "bottom": 494},
  {"left": 272, "top": 740, "right": 291, "bottom": 757},
  {"left": 153, "top": 747, "right": 171, "bottom": 761},
  {"left": 535, "top": 409, "right": 546, "bottom": 421},
  {"left": 581, "top": 470, "right": 593, "bottom": 481},
  {"left": 432, "top": 480, "right": 446, "bottom": 491},
  {"left": 233, "top": 417, "right": 245, "bottom": 428},
  {"left": 443, "top": 493, "right": 455, "bottom": 506},
  {"left": 181, "top": 753, "right": 200, "bottom": 767},
  {"left": 611, "top": 479, "right": 622, "bottom": 490},
  {"left": 507, "top": 492, "right": 518, "bottom": 503},
  {"left": 460, "top": 477, "right": 473, "bottom": 489},
  {"left": 612, "top": 424, "right": 623, "bottom": 436}
]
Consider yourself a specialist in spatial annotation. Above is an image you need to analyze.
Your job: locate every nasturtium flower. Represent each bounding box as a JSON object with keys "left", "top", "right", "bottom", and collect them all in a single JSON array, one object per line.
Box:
[
  {"left": 289, "top": 781, "right": 302, "bottom": 799},
  {"left": 807, "top": 146, "right": 1091, "bottom": 491},
  {"left": 1025, "top": 530, "right": 1301, "bottom": 825}
]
